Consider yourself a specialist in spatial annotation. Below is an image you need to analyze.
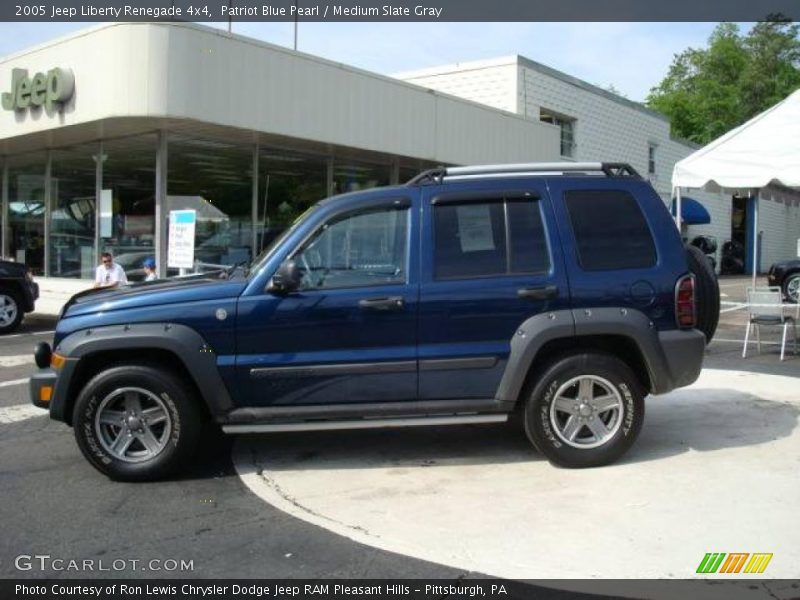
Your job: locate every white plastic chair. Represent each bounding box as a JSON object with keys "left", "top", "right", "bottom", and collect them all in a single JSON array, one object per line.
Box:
[{"left": 742, "top": 287, "right": 798, "bottom": 361}]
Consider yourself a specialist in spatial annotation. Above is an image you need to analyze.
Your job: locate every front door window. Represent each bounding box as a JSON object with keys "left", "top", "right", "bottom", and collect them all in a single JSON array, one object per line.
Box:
[{"left": 293, "top": 206, "right": 409, "bottom": 290}]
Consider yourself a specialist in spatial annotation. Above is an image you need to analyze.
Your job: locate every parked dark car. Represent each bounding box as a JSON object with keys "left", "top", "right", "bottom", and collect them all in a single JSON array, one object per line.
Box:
[
  {"left": 768, "top": 259, "right": 800, "bottom": 303},
  {"left": 31, "top": 162, "right": 716, "bottom": 481},
  {"left": 0, "top": 259, "right": 39, "bottom": 333}
]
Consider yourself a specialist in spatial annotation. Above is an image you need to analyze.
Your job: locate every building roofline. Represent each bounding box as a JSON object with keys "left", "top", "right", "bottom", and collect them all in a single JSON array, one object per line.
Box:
[
  {"left": 0, "top": 22, "right": 116, "bottom": 64},
  {"left": 1, "top": 22, "right": 550, "bottom": 134},
  {"left": 394, "top": 54, "right": 671, "bottom": 124},
  {"left": 393, "top": 55, "right": 519, "bottom": 80},
  {"left": 516, "top": 55, "right": 670, "bottom": 123}
]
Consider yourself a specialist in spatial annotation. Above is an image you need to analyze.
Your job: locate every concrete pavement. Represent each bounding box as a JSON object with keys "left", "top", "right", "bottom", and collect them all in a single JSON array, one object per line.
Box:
[{"left": 234, "top": 368, "right": 800, "bottom": 581}]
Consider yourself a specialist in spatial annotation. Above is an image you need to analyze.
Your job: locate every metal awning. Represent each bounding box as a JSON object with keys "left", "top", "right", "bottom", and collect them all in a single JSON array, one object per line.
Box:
[{"left": 671, "top": 197, "right": 711, "bottom": 225}]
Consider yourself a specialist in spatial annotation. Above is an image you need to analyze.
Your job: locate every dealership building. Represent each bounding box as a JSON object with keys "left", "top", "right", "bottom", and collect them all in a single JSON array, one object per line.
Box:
[{"left": 1, "top": 22, "right": 798, "bottom": 282}]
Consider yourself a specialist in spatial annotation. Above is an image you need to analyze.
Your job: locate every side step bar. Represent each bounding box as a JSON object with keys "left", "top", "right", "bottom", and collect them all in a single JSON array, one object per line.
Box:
[{"left": 222, "top": 414, "right": 508, "bottom": 434}]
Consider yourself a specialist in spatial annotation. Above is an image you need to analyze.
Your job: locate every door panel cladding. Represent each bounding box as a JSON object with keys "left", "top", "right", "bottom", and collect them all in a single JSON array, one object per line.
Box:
[
  {"left": 50, "top": 323, "right": 233, "bottom": 423},
  {"left": 570, "top": 307, "right": 703, "bottom": 395},
  {"left": 250, "top": 361, "right": 416, "bottom": 379},
  {"left": 494, "top": 309, "right": 576, "bottom": 406}
]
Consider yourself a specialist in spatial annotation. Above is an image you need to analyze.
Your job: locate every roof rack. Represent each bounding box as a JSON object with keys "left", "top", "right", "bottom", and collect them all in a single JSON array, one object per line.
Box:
[{"left": 407, "top": 162, "right": 642, "bottom": 185}]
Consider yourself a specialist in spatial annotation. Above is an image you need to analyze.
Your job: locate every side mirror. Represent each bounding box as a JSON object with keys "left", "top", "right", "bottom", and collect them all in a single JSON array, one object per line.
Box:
[{"left": 268, "top": 259, "right": 302, "bottom": 294}]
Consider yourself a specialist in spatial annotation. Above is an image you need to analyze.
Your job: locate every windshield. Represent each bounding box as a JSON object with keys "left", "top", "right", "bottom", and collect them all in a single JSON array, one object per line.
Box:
[{"left": 247, "top": 205, "right": 319, "bottom": 278}]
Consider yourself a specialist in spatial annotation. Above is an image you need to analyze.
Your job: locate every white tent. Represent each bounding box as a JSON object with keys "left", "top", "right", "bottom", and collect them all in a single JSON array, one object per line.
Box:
[{"left": 672, "top": 89, "right": 800, "bottom": 285}]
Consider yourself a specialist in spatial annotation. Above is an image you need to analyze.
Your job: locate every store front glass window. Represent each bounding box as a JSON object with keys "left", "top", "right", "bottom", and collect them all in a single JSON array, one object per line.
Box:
[
  {"left": 168, "top": 136, "right": 253, "bottom": 271},
  {"left": 102, "top": 135, "right": 157, "bottom": 282},
  {"left": 332, "top": 159, "right": 390, "bottom": 195},
  {"left": 257, "top": 148, "right": 327, "bottom": 255},
  {"left": 50, "top": 144, "right": 98, "bottom": 278},
  {"left": 6, "top": 152, "right": 46, "bottom": 275}
]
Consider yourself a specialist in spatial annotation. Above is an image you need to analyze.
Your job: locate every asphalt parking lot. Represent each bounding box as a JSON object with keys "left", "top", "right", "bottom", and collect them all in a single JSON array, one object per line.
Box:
[
  {"left": 0, "top": 316, "right": 461, "bottom": 581},
  {"left": 0, "top": 276, "right": 797, "bottom": 594}
]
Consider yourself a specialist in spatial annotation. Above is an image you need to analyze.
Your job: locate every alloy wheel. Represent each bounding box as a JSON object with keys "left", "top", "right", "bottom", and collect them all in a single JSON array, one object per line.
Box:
[
  {"left": 0, "top": 294, "right": 18, "bottom": 327},
  {"left": 549, "top": 375, "right": 623, "bottom": 449},
  {"left": 95, "top": 387, "right": 173, "bottom": 463}
]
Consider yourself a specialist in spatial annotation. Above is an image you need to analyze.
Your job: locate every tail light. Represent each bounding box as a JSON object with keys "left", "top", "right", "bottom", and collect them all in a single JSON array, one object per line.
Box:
[{"left": 675, "top": 274, "right": 696, "bottom": 328}]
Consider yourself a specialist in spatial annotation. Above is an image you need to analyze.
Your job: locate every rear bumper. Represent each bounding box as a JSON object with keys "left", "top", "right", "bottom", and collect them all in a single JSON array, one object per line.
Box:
[
  {"left": 653, "top": 328, "right": 706, "bottom": 393},
  {"left": 20, "top": 280, "right": 38, "bottom": 313},
  {"left": 30, "top": 368, "right": 58, "bottom": 410},
  {"left": 767, "top": 273, "right": 780, "bottom": 287}
]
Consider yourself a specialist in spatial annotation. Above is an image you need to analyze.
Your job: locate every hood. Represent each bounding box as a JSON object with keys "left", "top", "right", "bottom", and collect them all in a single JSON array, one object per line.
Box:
[
  {"left": 0, "top": 259, "right": 27, "bottom": 278},
  {"left": 62, "top": 274, "right": 248, "bottom": 319}
]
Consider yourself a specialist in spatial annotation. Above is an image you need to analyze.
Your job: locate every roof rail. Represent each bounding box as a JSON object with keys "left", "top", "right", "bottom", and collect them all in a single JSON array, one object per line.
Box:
[
  {"left": 407, "top": 162, "right": 642, "bottom": 185},
  {"left": 406, "top": 167, "right": 447, "bottom": 186}
]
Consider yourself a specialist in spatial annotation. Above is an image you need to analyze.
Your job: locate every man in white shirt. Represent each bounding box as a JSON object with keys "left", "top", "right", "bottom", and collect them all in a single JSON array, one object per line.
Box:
[{"left": 94, "top": 252, "right": 128, "bottom": 289}]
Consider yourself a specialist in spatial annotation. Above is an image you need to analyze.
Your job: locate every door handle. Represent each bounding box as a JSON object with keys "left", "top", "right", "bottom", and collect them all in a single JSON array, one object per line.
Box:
[
  {"left": 517, "top": 285, "right": 559, "bottom": 300},
  {"left": 358, "top": 296, "right": 405, "bottom": 311}
]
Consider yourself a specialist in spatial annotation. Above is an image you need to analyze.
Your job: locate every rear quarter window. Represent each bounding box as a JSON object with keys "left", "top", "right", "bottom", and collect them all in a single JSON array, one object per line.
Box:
[{"left": 564, "top": 189, "right": 656, "bottom": 271}]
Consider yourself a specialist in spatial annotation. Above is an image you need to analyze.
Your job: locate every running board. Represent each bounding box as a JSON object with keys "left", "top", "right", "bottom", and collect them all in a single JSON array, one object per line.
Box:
[{"left": 222, "top": 414, "right": 508, "bottom": 434}]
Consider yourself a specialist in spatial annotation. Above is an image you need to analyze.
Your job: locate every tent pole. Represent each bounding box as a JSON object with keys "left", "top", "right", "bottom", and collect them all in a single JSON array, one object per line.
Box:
[
  {"left": 752, "top": 190, "right": 759, "bottom": 288},
  {"left": 675, "top": 187, "right": 682, "bottom": 233}
]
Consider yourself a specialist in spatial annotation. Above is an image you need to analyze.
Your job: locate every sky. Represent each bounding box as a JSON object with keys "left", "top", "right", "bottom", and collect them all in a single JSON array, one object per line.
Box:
[{"left": 0, "top": 21, "right": 743, "bottom": 102}]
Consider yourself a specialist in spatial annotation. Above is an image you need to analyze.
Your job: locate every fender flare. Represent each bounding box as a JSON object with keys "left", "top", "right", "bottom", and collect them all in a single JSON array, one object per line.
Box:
[
  {"left": 494, "top": 307, "right": 684, "bottom": 406},
  {"left": 51, "top": 323, "right": 233, "bottom": 422}
]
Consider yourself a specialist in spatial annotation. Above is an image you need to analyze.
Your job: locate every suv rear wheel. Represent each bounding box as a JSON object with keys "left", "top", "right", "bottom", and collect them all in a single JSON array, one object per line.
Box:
[
  {"left": 73, "top": 364, "right": 204, "bottom": 481},
  {"left": 523, "top": 353, "right": 644, "bottom": 468}
]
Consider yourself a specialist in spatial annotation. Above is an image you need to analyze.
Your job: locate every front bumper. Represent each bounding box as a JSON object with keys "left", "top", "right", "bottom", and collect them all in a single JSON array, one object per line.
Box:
[{"left": 30, "top": 368, "right": 58, "bottom": 409}]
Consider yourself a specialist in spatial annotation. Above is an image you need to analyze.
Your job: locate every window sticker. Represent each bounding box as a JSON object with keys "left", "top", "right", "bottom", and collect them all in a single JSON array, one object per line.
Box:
[{"left": 456, "top": 204, "right": 495, "bottom": 252}]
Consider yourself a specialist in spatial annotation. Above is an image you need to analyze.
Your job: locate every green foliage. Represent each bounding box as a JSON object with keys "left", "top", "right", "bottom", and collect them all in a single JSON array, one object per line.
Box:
[{"left": 647, "top": 21, "right": 800, "bottom": 144}]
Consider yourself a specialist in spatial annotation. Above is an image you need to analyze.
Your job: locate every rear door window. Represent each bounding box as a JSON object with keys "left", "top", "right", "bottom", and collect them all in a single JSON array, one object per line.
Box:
[
  {"left": 564, "top": 189, "right": 656, "bottom": 271},
  {"left": 434, "top": 198, "right": 550, "bottom": 279}
]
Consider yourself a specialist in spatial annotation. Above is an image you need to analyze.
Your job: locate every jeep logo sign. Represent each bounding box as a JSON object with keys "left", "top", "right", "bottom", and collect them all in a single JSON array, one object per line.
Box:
[{"left": 1, "top": 68, "right": 74, "bottom": 113}]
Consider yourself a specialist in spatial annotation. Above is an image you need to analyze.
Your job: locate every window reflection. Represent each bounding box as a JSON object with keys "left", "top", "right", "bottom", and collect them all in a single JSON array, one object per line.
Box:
[
  {"left": 7, "top": 153, "right": 46, "bottom": 275},
  {"left": 50, "top": 145, "right": 97, "bottom": 278},
  {"left": 257, "top": 147, "right": 327, "bottom": 256},
  {"left": 333, "top": 159, "right": 389, "bottom": 194},
  {"left": 168, "top": 136, "right": 253, "bottom": 271},
  {"left": 101, "top": 135, "right": 157, "bottom": 282}
]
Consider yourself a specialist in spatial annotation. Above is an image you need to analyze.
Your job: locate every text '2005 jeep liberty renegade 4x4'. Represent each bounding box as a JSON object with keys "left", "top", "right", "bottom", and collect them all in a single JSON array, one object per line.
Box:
[{"left": 31, "top": 162, "right": 716, "bottom": 481}]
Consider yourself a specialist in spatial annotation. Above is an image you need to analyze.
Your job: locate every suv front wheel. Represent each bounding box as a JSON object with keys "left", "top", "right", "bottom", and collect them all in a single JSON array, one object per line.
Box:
[
  {"left": 523, "top": 353, "right": 645, "bottom": 468},
  {"left": 73, "top": 364, "right": 204, "bottom": 481}
]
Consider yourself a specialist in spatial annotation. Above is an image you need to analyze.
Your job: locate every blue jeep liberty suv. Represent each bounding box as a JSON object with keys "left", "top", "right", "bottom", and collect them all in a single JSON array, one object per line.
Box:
[{"left": 30, "top": 162, "right": 716, "bottom": 481}]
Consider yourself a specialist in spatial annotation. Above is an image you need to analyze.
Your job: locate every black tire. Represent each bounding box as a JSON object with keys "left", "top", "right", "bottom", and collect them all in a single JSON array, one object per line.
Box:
[
  {"left": 0, "top": 287, "right": 24, "bottom": 334},
  {"left": 522, "top": 353, "right": 645, "bottom": 468},
  {"left": 783, "top": 272, "right": 800, "bottom": 304},
  {"left": 686, "top": 245, "right": 719, "bottom": 344},
  {"left": 73, "top": 364, "right": 204, "bottom": 481}
]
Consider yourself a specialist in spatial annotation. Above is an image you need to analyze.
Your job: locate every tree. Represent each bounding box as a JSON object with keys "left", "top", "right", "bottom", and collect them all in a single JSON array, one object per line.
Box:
[{"left": 647, "top": 21, "right": 800, "bottom": 144}]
